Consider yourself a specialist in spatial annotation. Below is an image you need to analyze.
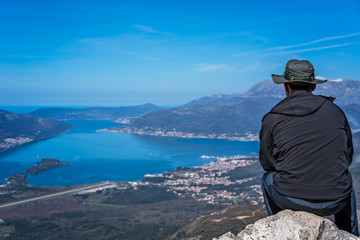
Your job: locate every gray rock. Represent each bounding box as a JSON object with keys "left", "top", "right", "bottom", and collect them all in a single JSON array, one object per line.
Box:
[
  {"left": 235, "top": 210, "right": 359, "bottom": 240},
  {"left": 213, "top": 231, "right": 237, "bottom": 240}
]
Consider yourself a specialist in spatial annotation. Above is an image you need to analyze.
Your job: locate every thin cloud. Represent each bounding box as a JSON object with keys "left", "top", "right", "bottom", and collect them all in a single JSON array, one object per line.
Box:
[
  {"left": 235, "top": 31, "right": 271, "bottom": 44},
  {"left": 238, "top": 62, "right": 261, "bottom": 72},
  {"left": 0, "top": 55, "right": 49, "bottom": 58},
  {"left": 194, "top": 63, "right": 232, "bottom": 72},
  {"left": 236, "top": 62, "right": 282, "bottom": 73},
  {"left": 235, "top": 32, "right": 360, "bottom": 57},
  {"left": 263, "top": 42, "right": 360, "bottom": 56},
  {"left": 77, "top": 34, "right": 143, "bottom": 45},
  {"left": 133, "top": 24, "right": 161, "bottom": 34},
  {"left": 143, "top": 56, "right": 161, "bottom": 61},
  {"left": 269, "top": 32, "right": 360, "bottom": 51}
]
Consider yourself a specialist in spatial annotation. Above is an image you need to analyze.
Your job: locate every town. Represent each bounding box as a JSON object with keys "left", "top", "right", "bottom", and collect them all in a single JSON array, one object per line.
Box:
[
  {"left": 134, "top": 155, "right": 264, "bottom": 205},
  {"left": 105, "top": 126, "right": 260, "bottom": 141}
]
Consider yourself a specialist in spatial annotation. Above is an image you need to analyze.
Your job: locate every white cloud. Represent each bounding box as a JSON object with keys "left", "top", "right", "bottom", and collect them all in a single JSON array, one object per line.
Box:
[
  {"left": 263, "top": 42, "right": 360, "bottom": 56},
  {"left": 133, "top": 24, "right": 160, "bottom": 34},
  {"left": 235, "top": 32, "right": 360, "bottom": 57},
  {"left": 193, "top": 63, "right": 232, "bottom": 72},
  {"left": 268, "top": 32, "right": 360, "bottom": 52},
  {"left": 317, "top": 76, "right": 343, "bottom": 82}
]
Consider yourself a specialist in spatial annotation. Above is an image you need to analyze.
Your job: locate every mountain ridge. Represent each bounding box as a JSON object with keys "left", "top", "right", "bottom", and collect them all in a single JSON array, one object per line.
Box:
[
  {"left": 29, "top": 103, "right": 163, "bottom": 122},
  {"left": 107, "top": 78, "right": 360, "bottom": 140}
]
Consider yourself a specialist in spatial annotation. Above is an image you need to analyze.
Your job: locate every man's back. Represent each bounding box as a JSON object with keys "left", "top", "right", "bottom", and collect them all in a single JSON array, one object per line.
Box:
[
  {"left": 259, "top": 59, "right": 358, "bottom": 236},
  {"left": 260, "top": 90, "right": 353, "bottom": 200}
]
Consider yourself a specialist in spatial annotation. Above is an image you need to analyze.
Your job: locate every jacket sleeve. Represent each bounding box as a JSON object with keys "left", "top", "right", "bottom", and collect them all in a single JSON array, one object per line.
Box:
[
  {"left": 259, "top": 115, "right": 276, "bottom": 171},
  {"left": 345, "top": 117, "right": 354, "bottom": 165}
]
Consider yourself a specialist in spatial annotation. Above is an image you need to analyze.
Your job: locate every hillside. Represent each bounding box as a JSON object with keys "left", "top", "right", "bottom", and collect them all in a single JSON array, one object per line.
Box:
[
  {"left": 107, "top": 79, "right": 360, "bottom": 140},
  {"left": 117, "top": 100, "right": 268, "bottom": 140},
  {"left": 29, "top": 103, "right": 163, "bottom": 121},
  {"left": 168, "top": 204, "right": 267, "bottom": 240},
  {"left": 354, "top": 133, "right": 360, "bottom": 163},
  {"left": 0, "top": 110, "right": 72, "bottom": 152}
]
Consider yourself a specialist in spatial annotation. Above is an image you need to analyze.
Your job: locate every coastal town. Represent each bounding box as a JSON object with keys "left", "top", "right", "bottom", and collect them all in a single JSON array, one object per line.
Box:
[
  {"left": 104, "top": 126, "right": 260, "bottom": 141},
  {"left": 134, "top": 155, "right": 264, "bottom": 205},
  {"left": 0, "top": 137, "right": 34, "bottom": 152},
  {"left": 0, "top": 154, "right": 264, "bottom": 208}
]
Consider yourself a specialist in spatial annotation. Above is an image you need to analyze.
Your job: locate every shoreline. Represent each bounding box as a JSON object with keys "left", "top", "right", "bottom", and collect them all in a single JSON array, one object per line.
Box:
[
  {"left": 0, "top": 127, "right": 73, "bottom": 153},
  {"left": 100, "top": 127, "right": 260, "bottom": 142},
  {"left": 1, "top": 154, "right": 258, "bottom": 189}
]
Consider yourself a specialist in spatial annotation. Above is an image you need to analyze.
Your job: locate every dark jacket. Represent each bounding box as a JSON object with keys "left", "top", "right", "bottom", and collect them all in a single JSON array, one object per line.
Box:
[{"left": 259, "top": 90, "right": 353, "bottom": 200}]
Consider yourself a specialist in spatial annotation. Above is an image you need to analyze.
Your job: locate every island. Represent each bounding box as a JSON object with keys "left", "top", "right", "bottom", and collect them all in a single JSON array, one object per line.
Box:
[{"left": 26, "top": 158, "right": 71, "bottom": 175}]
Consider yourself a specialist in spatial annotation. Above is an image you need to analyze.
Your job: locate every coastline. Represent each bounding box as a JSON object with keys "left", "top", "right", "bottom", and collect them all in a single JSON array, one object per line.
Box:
[
  {"left": 0, "top": 127, "right": 73, "bottom": 153},
  {"left": 1, "top": 120, "right": 260, "bottom": 187},
  {"left": 99, "top": 127, "right": 260, "bottom": 142}
]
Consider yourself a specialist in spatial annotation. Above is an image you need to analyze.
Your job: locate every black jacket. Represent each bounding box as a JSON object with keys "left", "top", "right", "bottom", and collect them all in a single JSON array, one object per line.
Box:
[{"left": 259, "top": 90, "right": 353, "bottom": 200}]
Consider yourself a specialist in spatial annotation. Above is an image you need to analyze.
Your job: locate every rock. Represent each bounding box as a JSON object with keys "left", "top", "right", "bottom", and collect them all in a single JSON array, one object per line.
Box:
[
  {"left": 214, "top": 210, "right": 360, "bottom": 240},
  {"left": 188, "top": 236, "right": 202, "bottom": 240},
  {"left": 213, "top": 231, "right": 236, "bottom": 240}
]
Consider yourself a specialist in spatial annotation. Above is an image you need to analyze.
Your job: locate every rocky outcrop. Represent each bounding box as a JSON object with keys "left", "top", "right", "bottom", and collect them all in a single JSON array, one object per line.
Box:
[{"left": 213, "top": 210, "right": 359, "bottom": 240}]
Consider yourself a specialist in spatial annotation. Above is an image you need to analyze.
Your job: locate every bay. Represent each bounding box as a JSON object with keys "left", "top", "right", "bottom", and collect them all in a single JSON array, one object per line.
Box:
[{"left": 0, "top": 120, "right": 259, "bottom": 186}]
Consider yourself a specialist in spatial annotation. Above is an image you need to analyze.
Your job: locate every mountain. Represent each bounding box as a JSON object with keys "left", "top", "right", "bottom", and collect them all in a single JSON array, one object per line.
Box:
[
  {"left": 108, "top": 79, "right": 360, "bottom": 141},
  {"left": 109, "top": 99, "right": 269, "bottom": 141},
  {"left": 126, "top": 100, "right": 268, "bottom": 138},
  {"left": 354, "top": 133, "right": 360, "bottom": 149},
  {"left": 343, "top": 105, "right": 360, "bottom": 132},
  {"left": 0, "top": 110, "right": 72, "bottom": 152},
  {"left": 354, "top": 133, "right": 360, "bottom": 163},
  {"left": 29, "top": 103, "right": 163, "bottom": 121},
  {"left": 242, "top": 78, "right": 360, "bottom": 106},
  {"left": 241, "top": 79, "right": 360, "bottom": 131}
]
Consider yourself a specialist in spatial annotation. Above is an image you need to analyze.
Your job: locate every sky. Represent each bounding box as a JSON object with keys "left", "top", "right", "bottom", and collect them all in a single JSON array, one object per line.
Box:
[{"left": 1, "top": 0, "right": 360, "bottom": 106}]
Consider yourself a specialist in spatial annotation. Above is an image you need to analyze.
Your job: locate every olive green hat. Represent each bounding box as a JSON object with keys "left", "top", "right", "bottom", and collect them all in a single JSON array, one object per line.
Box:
[{"left": 271, "top": 59, "right": 327, "bottom": 85}]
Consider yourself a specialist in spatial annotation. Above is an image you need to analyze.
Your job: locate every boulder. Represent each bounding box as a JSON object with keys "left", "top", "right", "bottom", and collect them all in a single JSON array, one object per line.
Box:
[{"left": 214, "top": 210, "right": 359, "bottom": 240}]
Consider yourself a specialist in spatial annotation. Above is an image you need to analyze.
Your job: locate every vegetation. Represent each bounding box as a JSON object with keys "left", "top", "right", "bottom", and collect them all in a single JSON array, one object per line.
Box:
[
  {"left": 104, "top": 186, "right": 179, "bottom": 205},
  {"left": 168, "top": 204, "right": 267, "bottom": 240},
  {"left": 0, "top": 184, "right": 224, "bottom": 240}
]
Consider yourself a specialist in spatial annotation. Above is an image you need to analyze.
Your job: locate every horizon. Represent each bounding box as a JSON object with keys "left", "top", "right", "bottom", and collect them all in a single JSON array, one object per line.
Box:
[
  {"left": 1, "top": 1, "right": 360, "bottom": 106},
  {"left": 0, "top": 76, "right": 354, "bottom": 113}
]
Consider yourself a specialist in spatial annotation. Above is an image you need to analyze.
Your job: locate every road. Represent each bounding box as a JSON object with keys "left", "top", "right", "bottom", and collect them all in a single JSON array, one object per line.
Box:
[
  {"left": 236, "top": 205, "right": 265, "bottom": 220},
  {"left": 0, "top": 181, "right": 115, "bottom": 210}
]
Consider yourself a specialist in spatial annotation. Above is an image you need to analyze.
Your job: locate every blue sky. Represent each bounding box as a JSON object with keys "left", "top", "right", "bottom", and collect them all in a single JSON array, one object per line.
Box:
[{"left": 1, "top": 0, "right": 360, "bottom": 106}]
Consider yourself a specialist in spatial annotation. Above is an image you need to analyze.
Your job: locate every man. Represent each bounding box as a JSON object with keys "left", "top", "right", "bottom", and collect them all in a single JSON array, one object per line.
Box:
[{"left": 259, "top": 59, "right": 359, "bottom": 236}]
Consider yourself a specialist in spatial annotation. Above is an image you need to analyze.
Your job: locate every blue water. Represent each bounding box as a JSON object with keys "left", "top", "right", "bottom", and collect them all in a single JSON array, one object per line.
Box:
[{"left": 0, "top": 120, "right": 259, "bottom": 186}]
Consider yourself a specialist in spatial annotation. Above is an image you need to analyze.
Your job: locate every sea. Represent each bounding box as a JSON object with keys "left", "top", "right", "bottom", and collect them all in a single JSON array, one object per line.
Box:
[{"left": 0, "top": 106, "right": 260, "bottom": 186}]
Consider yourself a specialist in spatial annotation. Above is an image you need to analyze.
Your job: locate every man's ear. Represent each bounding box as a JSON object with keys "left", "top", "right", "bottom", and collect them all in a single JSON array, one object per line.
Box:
[
  {"left": 283, "top": 83, "right": 290, "bottom": 96},
  {"left": 312, "top": 84, "right": 317, "bottom": 91}
]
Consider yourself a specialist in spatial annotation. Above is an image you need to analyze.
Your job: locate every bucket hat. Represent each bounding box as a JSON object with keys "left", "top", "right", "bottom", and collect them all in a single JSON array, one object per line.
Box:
[{"left": 272, "top": 59, "right": 327, "bottom": 85}]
